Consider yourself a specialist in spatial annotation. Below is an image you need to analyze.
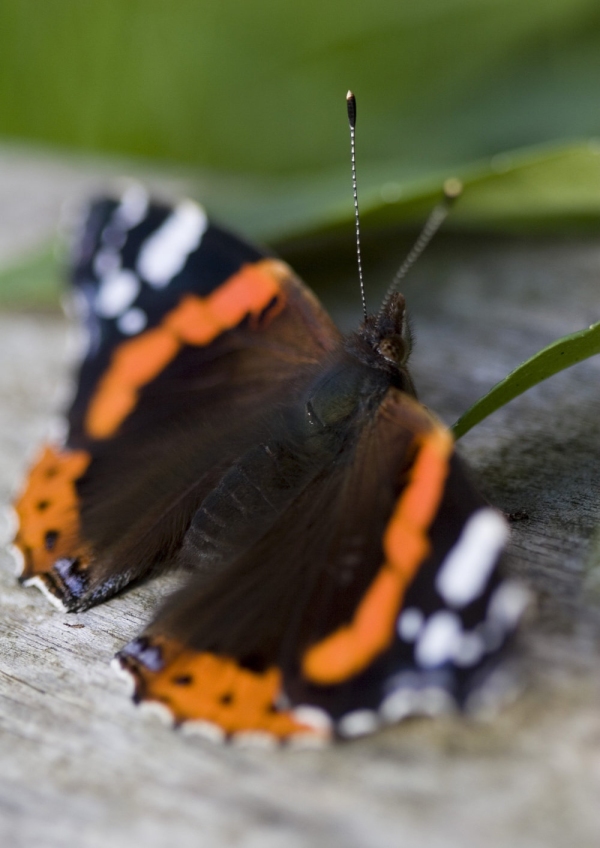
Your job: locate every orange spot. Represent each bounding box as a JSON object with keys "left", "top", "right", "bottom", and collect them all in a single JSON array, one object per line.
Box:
[
  {"left": 302, "top": 426, "right": 453, "bottom": 685},
  {"left": 85, "top": 260, "right": 287, "bottom": 439},
  {"left": 13, "top": 445, "right": 91, "bottom": 578},
  {"left": 126, "top": 638, "right": 328, "bottom": 741}
]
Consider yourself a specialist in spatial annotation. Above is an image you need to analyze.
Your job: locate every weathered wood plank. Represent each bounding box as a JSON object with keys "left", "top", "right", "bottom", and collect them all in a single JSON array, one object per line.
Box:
[{"left": 2, "top": 172, "right": 600, "bottom": 846}]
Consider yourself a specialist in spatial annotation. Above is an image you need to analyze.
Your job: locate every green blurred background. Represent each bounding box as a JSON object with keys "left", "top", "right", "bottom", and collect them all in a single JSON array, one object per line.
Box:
[{"left": 2, "top": 0, "right": 600, "bottom": 305}]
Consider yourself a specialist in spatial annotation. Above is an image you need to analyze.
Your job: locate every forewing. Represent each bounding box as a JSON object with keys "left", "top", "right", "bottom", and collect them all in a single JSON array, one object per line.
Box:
[
  {"left": 13, "top": 188, "right": 340, "bottom": 610},
  {"left": 115, "top": 390, "right": 527, "bottom": 743}
]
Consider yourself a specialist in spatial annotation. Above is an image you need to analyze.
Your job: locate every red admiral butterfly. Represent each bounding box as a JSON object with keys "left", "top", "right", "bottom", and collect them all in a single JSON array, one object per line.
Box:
[{"left": 10, "top": 96, "right": 528, "bottom": 745}]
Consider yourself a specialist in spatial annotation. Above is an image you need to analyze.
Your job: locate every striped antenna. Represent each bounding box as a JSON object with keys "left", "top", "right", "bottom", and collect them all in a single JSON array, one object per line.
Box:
[
  {"left": 347, "top": 91, "right": 368, "bottom": 322},
  {"left": 378, "top": 177, "right": 463, "bottom": 319}
]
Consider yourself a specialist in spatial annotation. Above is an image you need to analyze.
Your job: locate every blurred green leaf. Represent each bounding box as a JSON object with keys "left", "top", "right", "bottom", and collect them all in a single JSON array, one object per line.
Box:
[
  {"left": 3, "top": 141, "right": 600, "bottom": 305},
  {"left": 231, "top": 141, "right": 600, "bottom": 242},
  {"left": 452, "top": 320, "right": 600, "bottom": 439},
  {"left": 1, "top": 0, "right": 600, "bottom": 238},
  {"left": 0, "top": 246, "right": 61, "bottom": 309},
  {"left": 2, "top": 0, "right": 600, "bottom": 174}
]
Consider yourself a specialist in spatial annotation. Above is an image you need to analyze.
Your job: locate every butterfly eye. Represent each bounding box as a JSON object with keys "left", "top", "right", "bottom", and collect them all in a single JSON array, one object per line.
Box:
[{"left": 377, "top": 334, "right": 409, "bottom": 366}]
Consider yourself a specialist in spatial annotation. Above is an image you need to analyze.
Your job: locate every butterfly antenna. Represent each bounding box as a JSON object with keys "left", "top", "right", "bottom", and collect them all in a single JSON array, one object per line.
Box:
[
  {"left": 347, "top": 91, "right": 368, "bottom": 322},
  {"left": 378, "top": 177, "right": 463, "bottom": 318}
]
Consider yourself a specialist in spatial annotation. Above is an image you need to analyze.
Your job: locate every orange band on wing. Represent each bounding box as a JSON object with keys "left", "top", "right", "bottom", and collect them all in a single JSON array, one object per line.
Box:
[
  {"left": 122, "top": 638, "right": 328, "bottom": 741},
  {"left": 13, "top": 444, "right": 91, "bottom": 579},
  {"left": 85, "top": 260, "right": 287, "bottom": 439},
  {"left": 302, "top": 426, "right": 453, "bottom": 685}
]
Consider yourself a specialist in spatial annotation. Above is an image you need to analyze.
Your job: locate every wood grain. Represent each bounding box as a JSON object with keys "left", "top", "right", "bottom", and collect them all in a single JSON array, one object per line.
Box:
[{"left": 2, "top": 189, "right": 600, "bottom": 846}]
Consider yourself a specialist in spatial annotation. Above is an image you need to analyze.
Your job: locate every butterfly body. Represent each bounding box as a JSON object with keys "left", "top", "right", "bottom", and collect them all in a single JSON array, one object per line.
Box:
[{"left": 11, "top": 189, "right": 527, "bottom": 742}]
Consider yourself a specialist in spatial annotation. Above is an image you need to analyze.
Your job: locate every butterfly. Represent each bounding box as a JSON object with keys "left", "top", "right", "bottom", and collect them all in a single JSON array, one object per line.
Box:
[{"left": 10, "top": 175, "right": 529, "bottom": 745}]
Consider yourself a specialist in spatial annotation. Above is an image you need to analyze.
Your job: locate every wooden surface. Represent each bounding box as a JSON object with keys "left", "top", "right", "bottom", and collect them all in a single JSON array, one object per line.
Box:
[{"left": 1, "top": 153, "right": 600, "bottom": 847}]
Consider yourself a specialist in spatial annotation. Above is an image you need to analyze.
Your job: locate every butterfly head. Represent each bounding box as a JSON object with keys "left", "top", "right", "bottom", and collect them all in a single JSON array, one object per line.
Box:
[
  {"left": 303, "top": 294, "right": 414, "bottom": 436},
  {"left": 372, "top": 291, "right": 412, "bottom": 369},
  {"left": 341, "top": 291, "right": 416, "bottom": 399}
]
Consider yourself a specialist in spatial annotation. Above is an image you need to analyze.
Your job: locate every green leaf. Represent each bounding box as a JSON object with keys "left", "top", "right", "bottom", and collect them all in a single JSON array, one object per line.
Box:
[
  {"left": 1, "top": 0, "right": 600, "bottom": 238},
  {"left": 0, "top": 245, "right": 61, "bottom": 309},
  {"left": 260, "top": 141, "right": 600, "bottom": 243},
  {"left": 452, "top": 321, "right": 600, "bottom": 440}
]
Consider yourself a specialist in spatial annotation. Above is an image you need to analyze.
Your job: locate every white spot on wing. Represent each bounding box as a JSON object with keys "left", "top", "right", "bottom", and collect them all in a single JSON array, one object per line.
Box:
[
  {"left": 488, "top": 580, "right": 531, "bottom": 629},
  {"left": 117, "top": 307, "right": 147, "bottom": 335},
  {"left": 93, "top": 249, "right": 120, "bottom": 278},
  {"left": 138, "top": 699, "right": 175, "bottom": 727},
  {"left": 453, "top": 631, "right": 485, "bottom": 667},
  {"left": 181, "top": 720, "right": 226, "bottom": 744},
  {"left": 22, "top": 576, "right": 68, "bottom": 611},
  {"left": 291, "top": 705, "right": 333, "bottom": 734},
  {"left": 337, "top": 709, "right": 380, "bottom": 738},
  {"left": 380, "top": 688, "right": 418, "bottom": 722},
  {"left": 7, "top": 544, "right": 25, "bottom": 577},
  {"left": 415, "top": 610, "right": 462, "bottom": 668},
  {"left": 47, "top": 416, "right": 69, "bottom": 447},
  {"left": 137, "top": 200, "right": 208, "bottom": 288},
  {"left": 0, "top": 506, "right": 19, "bottom": 544},
  {"left": 381, "top": 685, "right": 456, "bottom": 723},
  {"left": 95, "top": 269, "right": 140, "bottom": 317},
  {"left": 436, "top": 508, "right": 509, "bottom": 608},
  {"left": 115, "top": 183, "right": 149, "bottom": 228},
  {"left": 397, "top": 607, "right": 424, "bottom": 642},
  {"left": 231, "top": 731, "right": 279, "bottom": 750},
  {"left": 109, "top": 657, "right": 137, "bottom": 696}
]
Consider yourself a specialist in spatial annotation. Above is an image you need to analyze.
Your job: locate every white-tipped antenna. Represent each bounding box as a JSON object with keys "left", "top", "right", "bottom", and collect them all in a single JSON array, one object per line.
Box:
[
  {"left": 378, "top": 177, "right": 463, "bottom": 318},
  {"left": 347, "top": 91, "right": 368, "bottom": 322}
]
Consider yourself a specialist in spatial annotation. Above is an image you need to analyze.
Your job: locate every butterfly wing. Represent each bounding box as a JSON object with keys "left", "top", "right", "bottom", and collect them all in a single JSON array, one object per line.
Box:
[
  {"left": 13, "top": 188, "right": 340, "bottom": 610},
  {"left": 115, "top": 389, "right": 527, "bottom": 743},
  {"left": 13, "top": 188, "right": 526, "bottom": 742}
]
